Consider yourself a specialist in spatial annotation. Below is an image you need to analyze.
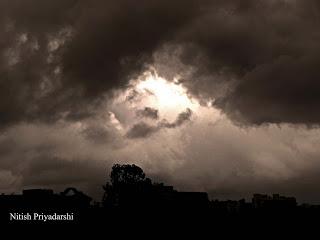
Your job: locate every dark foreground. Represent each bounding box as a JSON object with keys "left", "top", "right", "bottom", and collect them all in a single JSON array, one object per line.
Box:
[
  {"left": 0, "top": 188, "right": 319, "bottom": 228},
  {"left": 1, "top": 164, "right": 319, "bottom": 230}
]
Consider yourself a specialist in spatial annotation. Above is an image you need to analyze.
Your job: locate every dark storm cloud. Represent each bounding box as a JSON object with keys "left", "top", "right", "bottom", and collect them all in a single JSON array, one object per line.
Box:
[
  {"left": 2, "top": 0, "right": 320, "bottom": 126},
  {"left": 0, "top": 0, "right": 77, "bottom": 126},
  {"left": 125, "top": 89, "right": 140, "bottom": 103},
  {"left": 160, "top": 108, "right": 193, "bottom": 128},
  {"left": 126, "top": 122, "right": 158, "bottom": 139},
  {"left": 136, "top": 107, "right": 159, "bottom": 120},
  {"left": 127, "top": 108, "right": 192, "bottom": 138},
  {"left": 214, "top": 54, "right": 320, "bottom": 125},
  {"left": 173, "top": 108, "right": 193, "bottom": 126},
  {"left": 171, "top": 0, "right": 320, "bottom": 125},
  {"left": 0, "top": 0, "right": 208, "bottom": 128}
]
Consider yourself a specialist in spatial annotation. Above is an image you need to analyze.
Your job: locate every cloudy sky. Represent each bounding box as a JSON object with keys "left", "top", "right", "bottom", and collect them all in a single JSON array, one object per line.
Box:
[{"left": 1, "top": 0, "right": 320, "bottom": 203}]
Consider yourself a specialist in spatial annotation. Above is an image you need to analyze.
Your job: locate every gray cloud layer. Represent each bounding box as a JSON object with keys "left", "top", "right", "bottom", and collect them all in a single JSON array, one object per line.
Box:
[{"left": 2, "top": 112, "right": 320, "bottom": 203}]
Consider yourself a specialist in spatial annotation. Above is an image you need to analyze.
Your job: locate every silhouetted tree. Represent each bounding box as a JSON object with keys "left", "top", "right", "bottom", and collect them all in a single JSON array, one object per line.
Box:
[
  {"left": 102, "top": 164, "right": 152, "bottom": 207},
  {"left": 110, "top": 164, "right": 146, "bottom": 186}
]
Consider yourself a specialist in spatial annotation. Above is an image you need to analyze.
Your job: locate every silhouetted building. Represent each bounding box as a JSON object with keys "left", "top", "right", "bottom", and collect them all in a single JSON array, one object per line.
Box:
[
  {"left": 210, "top": 198, "right": 253, "bottom": 215},
  {"left": 173, "top": 192, "right": 209, "bottom": 209},
  {"left": 0, "top": 188, "right": 92, "bottom": 211},
  {"left": 23, "top": 189, "right": 54, "bottom": 197},
  {"left": 60, "top": 188, "right": 92, "bottom": 208},
  {"left": 252, "top": 193, "right": 296, "bottom": 210},
  {"left": 103, "top": 180, "right": 209, "bottom": 210}
]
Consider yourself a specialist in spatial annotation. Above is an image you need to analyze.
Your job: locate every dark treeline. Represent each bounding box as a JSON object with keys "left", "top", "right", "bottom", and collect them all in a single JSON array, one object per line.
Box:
[{"left": 0, "top": 164, "right": 319, "bottom": 225}]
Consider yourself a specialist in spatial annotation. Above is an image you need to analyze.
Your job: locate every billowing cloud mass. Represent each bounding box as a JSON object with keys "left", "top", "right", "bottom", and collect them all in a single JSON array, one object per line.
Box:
[
  {"left": 1, "top": 0, "right": 320, "bottom": 126},
  {"left": 127, "top": 108, "right": 192, "bottom": 138},
  {"left": 136, "top": 107, "right": 159, "bottom": 120},
  {"left": 1, "top": 0, "right": 320, "bottom": 202}
]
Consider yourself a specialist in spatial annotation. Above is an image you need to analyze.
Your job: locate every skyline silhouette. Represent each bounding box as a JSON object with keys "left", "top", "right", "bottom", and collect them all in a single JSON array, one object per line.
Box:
[{"left": 0, "top": 164, "right": 319, "bottom": 225}]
